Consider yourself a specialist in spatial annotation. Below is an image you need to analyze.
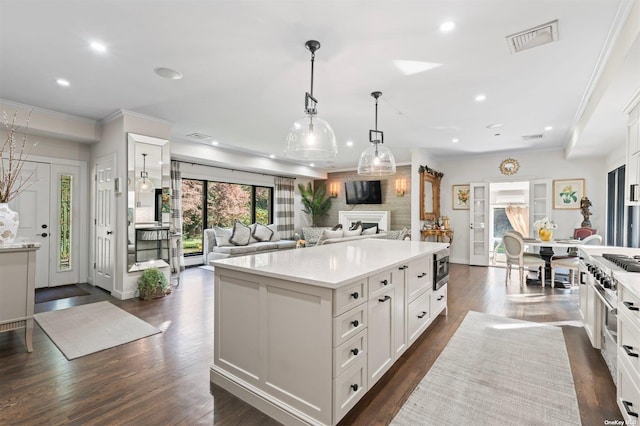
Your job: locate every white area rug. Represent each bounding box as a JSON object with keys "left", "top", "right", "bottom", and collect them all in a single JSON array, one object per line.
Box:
[
  {"left": 34, "top": 301, "right": 161, "bottom": 360},
  {"left": 391, "top": 311, "right": 582, "bottom": 425},
  {"left": 199, "top": 265, "right": 215, "bottom": 272}
]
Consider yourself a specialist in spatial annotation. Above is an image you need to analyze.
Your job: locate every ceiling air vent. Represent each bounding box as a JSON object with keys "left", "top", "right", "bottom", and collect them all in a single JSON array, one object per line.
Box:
[
  {"left": 506, "top": 20, "right": 558, "bottom": 54},
  {"left": 521, "top": 134, "right": 544, "bottom": 141},
  {"left": 186, "top": 133, "right": 212, "bottom": 140}
]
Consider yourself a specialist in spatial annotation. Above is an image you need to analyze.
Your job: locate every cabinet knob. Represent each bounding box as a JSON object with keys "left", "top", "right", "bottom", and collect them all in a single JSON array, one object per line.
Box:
[
  {"left": 381, "top": 279, "right": 388, "bottom": 286},
  {"left": 378, "top": 295, "right": 391, "bottom": 303},
  {"left": 398, "top": 265, "right": 408, "bottom": 270},
  {"left": 350, "top": 384, "right": 359, "bottom": 392},
  {"left": 623, "top": 345, "right": 639, "bottom": 358},
  {"left": 351, "top": 348, "right": 359, "bottom": 356},
  {"left": 351, "top": 292, "right": 359, "bottom": 299},
  {"left": 106, "top": 231, "right": 113, "bottom": 235},
  {"left": 623, "top": 301, "right": 640, "bottom": 311},
  {"left": 417, "top": 311, "right": 427, "bottom": 319},
  {"left": 351, "top": 320, "right": 359, "bottom": 328},
  {"left": 417, "top": 273, "right": 427, "bottom": 278},
  {"left": 437, "top": 295, "right": 444, "bottom": 301}
]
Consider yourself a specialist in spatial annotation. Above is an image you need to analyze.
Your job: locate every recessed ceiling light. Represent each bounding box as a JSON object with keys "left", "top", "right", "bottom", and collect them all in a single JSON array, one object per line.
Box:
[
  {"left": 90, "top": 41, "right": 107, "bottom": 53},
  {"left": 544, "top": 126, "right": 553, "bottom": 131},
  {"left": 211, "top": 141, "right": 219, "bottom": 146},
  {"left": 452, "top": 138, "right": 459, "bottom": 143},
  {"left": 309, "top": 163, "right": 315, "bottom": 167},
  {"left": 269, "top": 154, "right": 276, "bottom": 159},
  {"left": 346, "top": 140, "right": 354, "bottom": 147},
  {"left": 154, "top": 67, "right": 183, "bottom": 80},
  {"left": 475, "top": 94, "right": 487, "bottom": 102},
  {"left": 486, "top": 123, "right": 504, "bottom": 129},
  {"left": 393, "top": 60, "right": 442, "bottom": 76},
  {"left": 56, "top": 78, "right": 70, "bottom": 87},
  {"left": 440, "top": 21, "right": 456, "bottom": 32}
]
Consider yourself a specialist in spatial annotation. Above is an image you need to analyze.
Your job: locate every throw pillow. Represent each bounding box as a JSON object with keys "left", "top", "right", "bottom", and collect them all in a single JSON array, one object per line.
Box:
[
  {"left": 398, "top": 227, "right": 409, "bottom": 240},
  {"left": 331, "top": 223, "right": 343, "bottom": 231},
  {"left": 253, "top": 223, "right": 274, "bottom": 242},
  {"left": 214, "top": 226, "right": 233, "bottom": 247},
  {"left": 349, "top": 220, "right": 362, "bottom": 231},
  {"left": 267, "top": 224, "right": 280, "bottom": 241},
  {"left": 362, "top": 225, "right": 378, "bottom": 235},
  {"left": 317, "top": 229, "right": 344, "bottom": 245},
  {"left": 229, "top": 222, "right": 251, "bottom": 246},
  {"left": 343, "top": 226, "right": 362, "bottom": 237}
]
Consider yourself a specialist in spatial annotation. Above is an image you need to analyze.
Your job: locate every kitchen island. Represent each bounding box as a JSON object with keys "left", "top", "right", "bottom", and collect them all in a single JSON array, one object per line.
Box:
[{"left": 210, "top": 238, "right": 449, "bottom": 426}]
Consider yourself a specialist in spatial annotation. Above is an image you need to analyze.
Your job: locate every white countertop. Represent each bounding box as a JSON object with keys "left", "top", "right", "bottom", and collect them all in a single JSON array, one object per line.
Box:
[
  {"left": 212, "top": 239, "right": 449, "bottom": 289},
  {"left": 0, "top": 240, "right": 42, "bottom": 251}
]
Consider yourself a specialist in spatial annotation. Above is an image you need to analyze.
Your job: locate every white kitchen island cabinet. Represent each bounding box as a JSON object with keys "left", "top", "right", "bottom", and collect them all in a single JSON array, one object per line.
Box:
[{"left": 211, "top": 239, "right": 448, "bottom": 426}]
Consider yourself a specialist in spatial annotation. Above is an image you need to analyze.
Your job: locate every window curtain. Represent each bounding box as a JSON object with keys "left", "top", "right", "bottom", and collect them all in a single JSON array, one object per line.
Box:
[
  {"left": 274, "top": 177, "right": 295, "bottom": 240},
  {"left": 170, "top": 161, "right": 185, "bottom": 273},
  {"left": 505, "top": 205, "right": 529, "bottom": 237}
]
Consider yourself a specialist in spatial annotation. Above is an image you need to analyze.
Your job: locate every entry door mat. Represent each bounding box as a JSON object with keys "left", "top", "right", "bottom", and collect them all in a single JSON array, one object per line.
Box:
[
  {"left": 391, "top": 311, "right": 581, "bottom": 425},
  {"left": 34, "top": 301, "right": 161, "bottom": 360},
  {"left": 35, "top": 284, "right": 90, "bottom": 304}
]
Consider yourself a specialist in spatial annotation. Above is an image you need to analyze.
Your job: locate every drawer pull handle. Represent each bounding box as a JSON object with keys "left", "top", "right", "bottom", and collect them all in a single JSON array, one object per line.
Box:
[
  {"left": 417, "top": 311, "right": 427, "bottom": 319},
  {"left": 623, "top": 401, "right": 638, "bottom": 418},
  {"left": 351, "top": 320, "right": 359, "bottom": 328},
  {"left": 417, "top": 273, "right": 427, "bottom": 278},
  {"left": 623, "top": 345, "right": 639, "bottom": 358},
  {"left": 437, "top": 295, "right": 444, "bottom": 301},
  {"left": 351, "top": 348, "right": 359, "bottom": 356},
  {"left": 379, "top": 295, "right": 391, "bottom": 302},
  {"left": 398, "top": 265, "right": 408, "bottom": 270},
  {"left": 623, "top": 301, "right": 640, "bottom": 311},
  {"left": 351, "top": 292, "right": 359, "bottom": 299},
  {"left": 381, "top": 279, "right": 388, "bottom": 286},
  {"left": 351, "top": 384, "right": 359, "bottom": 392}
]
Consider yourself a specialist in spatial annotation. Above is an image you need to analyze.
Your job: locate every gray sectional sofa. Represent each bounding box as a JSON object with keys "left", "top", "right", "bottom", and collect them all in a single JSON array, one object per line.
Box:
[
  {"left": 204, "top": 223, "right": 296, "bottom": 264},
  {"left": 302, "top": 226, "right": 410, "bottom": 247}
]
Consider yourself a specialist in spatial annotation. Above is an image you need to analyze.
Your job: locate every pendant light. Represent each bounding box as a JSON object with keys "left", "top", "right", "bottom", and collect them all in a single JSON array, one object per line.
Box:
[
  {"left": 357, "top": 91, "right": 396, "bottom": 176},
  {"left": 285, "top": 40, "right": 337, "bottom": 161},
  {"left": 135, "top": 153, "right": 155, "bottom": 193}
]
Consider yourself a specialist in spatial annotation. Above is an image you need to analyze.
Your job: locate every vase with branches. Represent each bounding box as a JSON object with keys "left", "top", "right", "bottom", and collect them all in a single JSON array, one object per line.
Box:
[
  {"left": 0, "top": 111, "right": 36, "bottom": 244},
  {"left": 298, "top": 182, "right": 332, "bottom": 226}
]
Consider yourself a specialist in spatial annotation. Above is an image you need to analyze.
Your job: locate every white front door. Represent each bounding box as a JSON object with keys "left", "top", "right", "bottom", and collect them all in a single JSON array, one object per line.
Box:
[
  {"left": 469, "top": 182, "right": 489, "bottom": 266},
  {"left": 95, "top": 154, "right": 116, "bottom": 293},
  {"left": 11, "top": 161, "right": 51, "bottom": 288}
]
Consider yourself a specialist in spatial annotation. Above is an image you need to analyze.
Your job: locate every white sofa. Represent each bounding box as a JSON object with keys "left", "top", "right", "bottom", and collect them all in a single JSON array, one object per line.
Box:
[{"left": 203, "top": 224, "right": 296, "bottom": 264}]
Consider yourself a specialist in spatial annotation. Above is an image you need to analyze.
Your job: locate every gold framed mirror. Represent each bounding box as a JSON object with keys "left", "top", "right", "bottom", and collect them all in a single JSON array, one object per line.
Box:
[{"left": 420, "top": 170, "right": 441, "bottom": 221}]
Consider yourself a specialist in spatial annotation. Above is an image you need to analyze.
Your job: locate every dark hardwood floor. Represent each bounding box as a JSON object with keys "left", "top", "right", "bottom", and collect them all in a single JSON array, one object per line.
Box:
[{"left": 0, "top": 264, "right": 621, "bottom": 425}]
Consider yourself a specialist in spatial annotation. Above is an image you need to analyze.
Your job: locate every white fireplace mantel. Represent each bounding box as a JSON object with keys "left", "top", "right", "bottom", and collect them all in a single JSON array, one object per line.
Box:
[{"left": 338, "top": 210, "right": 390, "bottom": 231}]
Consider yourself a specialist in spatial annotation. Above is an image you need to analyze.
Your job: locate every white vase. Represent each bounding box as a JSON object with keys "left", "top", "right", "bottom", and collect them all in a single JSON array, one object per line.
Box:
[{"left": 0, "top": 203, "right": 19, "bottom": 244}]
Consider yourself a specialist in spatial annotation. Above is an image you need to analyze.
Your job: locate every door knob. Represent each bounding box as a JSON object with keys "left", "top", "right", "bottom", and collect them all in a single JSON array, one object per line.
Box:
[
  {"left": 106, "top": 231, "right": 113, "bottom": 235},
  {"left": 38, "top": 233, "right": 48, "bottom": 237},
  {"left": 41, "top": 224, "right": 48, "bottom": 229}
]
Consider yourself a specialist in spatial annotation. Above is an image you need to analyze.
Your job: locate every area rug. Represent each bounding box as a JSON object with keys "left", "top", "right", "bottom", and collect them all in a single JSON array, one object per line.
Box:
[
  {"left": 391, "top": 311, "right": 581, "bottom": 425},
  {"left": 35, "top": 284, "right": 90, "bottom": 304},
  {"left": 34, "top": 301, "right": 161, "bottom": 360}
]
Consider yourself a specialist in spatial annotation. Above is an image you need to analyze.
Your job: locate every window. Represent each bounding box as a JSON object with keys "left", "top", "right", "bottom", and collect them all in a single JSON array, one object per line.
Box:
[
  {"left": 181, "top": 179, "right": 273, "bottom": 256},
  {"left": 58, "top": 174, "right": 72, "bottom": 270}
]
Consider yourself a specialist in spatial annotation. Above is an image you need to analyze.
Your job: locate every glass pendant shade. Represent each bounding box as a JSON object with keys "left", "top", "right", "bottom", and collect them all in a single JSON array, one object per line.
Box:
[
  {"left": 135, "top": 153, "right": 155, "bottom": 193},
  {"left": 357, "top": 144, "right": 397, "bottom": 176},
  {"left": 285, "top": 115, "right": 337, "bottom": 160}
]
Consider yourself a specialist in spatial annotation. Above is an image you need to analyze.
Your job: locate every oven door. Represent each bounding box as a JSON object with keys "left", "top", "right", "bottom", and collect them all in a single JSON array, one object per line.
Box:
[{"left": 433, "top": 252, "right": 449, "bottom": 290}]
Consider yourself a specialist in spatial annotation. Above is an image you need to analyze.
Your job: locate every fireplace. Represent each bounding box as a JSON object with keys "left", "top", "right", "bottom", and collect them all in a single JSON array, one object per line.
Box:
[{"left": 338, "top": 211, "right": 390, "bottom": 231}]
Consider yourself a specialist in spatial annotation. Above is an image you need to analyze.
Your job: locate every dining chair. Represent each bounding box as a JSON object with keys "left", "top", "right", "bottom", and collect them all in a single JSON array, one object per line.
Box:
[
  {"left": 503, "top": 231, "right": 546, "bottom": 288},
  {"left": 573, "top": 227, "right": 598, "bottom": 240},
  {"left": 550, "top": 234, "right": 603, "bottom": 287}
]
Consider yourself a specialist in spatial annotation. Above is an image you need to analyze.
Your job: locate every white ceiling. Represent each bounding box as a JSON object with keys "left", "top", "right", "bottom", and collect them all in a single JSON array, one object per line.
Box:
[{"left": 1, "top": 0, "right": 638, "bottom": 171}]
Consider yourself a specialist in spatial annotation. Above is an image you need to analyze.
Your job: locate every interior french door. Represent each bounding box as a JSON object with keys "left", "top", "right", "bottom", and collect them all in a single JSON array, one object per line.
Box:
[
  {"left": 95, "top": 154, "right": 116, "bottom": 293},
  {"left": 469, "top": 182, "right": 489, "bottom": 266},
  {"left": 530, "top": 179, "right": 551, "bottom": 238}
]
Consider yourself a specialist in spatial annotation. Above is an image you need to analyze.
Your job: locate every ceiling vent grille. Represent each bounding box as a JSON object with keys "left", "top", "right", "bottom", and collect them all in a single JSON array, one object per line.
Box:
[
  {"left": 186, "top": 132, "right": 212, "bottom": 140},
  {"left": 521, "top": 134, "right": 544, "bottom": 141},
  {"left": 506, "top": 20, "right": 558, "bottom": 54}
]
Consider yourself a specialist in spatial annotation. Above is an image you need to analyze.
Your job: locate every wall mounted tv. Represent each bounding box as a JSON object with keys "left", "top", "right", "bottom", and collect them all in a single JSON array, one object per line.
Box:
[{"left": 345, "top": 180, "right": 382, "bottom": 204}]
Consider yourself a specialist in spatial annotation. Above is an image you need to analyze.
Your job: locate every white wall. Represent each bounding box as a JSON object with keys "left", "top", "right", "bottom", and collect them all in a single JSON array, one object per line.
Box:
[{"left": 437, "top": 149, "right": 609, "bottom": 264}]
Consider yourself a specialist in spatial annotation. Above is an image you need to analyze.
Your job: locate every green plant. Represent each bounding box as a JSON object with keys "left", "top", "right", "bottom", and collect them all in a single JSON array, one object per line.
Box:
[
  {"left": 137, "top": 267, "right": 170, "bottom": 300},
  {"left": 298, "top": 182, "right": 332, "bottom": 226}
]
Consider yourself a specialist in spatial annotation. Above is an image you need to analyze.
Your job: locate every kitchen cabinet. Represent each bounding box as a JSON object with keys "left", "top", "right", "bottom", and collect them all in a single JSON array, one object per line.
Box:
[
  {"left": 625, "top": 92, "right": 640, "bottom": 205},
  {"left": 617, "top": 275, "right": 640, "bottom": 422}
]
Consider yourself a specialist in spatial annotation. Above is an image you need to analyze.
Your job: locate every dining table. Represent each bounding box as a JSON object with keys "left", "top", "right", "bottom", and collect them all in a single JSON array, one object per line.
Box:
[{"left": 521, "top": 238, "right": 583, "bottom": 287}]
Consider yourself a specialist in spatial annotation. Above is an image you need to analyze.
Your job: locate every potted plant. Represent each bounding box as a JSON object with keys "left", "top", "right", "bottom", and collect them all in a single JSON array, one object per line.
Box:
[
  {"left": 137, "top": 267, "right": 170, "bottom": 300},
  {"left": 298, "top": 182, "right": 332, "bottom": 226}
]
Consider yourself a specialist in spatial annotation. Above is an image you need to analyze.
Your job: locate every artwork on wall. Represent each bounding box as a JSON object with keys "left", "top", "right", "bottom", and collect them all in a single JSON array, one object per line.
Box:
[
  {"left": 452, "top": 184, "right": 470, "bottom": 210},
  {"left": 553, "top": 178, "right": 585, "bottom": 209}
]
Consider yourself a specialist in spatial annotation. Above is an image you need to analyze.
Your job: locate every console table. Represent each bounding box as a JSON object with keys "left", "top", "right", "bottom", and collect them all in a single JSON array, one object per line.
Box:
[
  {"left": 421, "top": 229, "right": 454, "bottom": 244},
  {"left": 0, "top": 242, "right": 41, "bottom": 352}
]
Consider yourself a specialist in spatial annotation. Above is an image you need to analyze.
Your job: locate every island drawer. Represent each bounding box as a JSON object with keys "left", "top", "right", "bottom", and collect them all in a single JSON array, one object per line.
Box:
[
  {"left": 431, "top": 284, "right": 447, "bottom": 317},
  {"left": 333, "top": 329, "right": 367, "bottom": 378},
  {"left": 619, "top": 286, "right": 640, "bottom": 322},
  {"left": 617, "top": 354, "right": 640, "bottom": 423},
  {"left": 407, "top": 290, "right": 430, "bottom": 343},
  {"left": 334, "top": 279, "right": 367, "bottom": 316},
  {"left": 333, "top": 303, "right": 368, "bottom": 347},
  {"left": 406, "top": 257, "right": 432, "bottom": 302},
  {"left": 333, "top": 356, "right": 367, "bottom": 423},
  {"left": 619, "top": 307, "right": 640, "bottom": 377},
  {"left": 368, "top": 268, "right": 395, "bottom": 298}
]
